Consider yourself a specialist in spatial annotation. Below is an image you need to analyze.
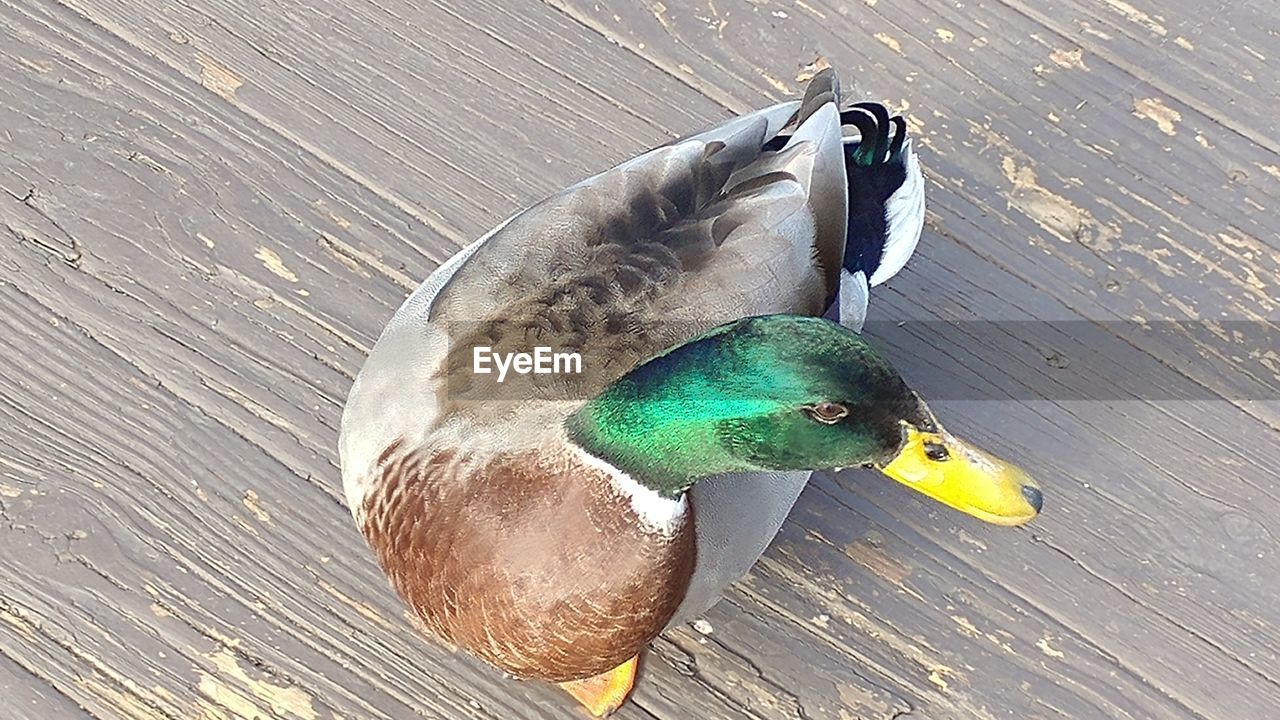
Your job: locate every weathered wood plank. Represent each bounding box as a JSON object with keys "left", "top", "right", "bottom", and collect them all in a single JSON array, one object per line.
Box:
[
  {"left": 1, "top": 0, "right": 1277, "bottom": 718},
  {"left": 0, "top": 645, "right": 93, "bottom": 719},
  {"left": 53, "top": 0, "right": 726, "bottom": 240}
]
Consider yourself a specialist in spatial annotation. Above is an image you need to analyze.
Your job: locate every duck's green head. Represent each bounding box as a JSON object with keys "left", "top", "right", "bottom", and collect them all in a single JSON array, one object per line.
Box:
[{"left": 566, "top": 315, "right": 1041, "bottom": 526}]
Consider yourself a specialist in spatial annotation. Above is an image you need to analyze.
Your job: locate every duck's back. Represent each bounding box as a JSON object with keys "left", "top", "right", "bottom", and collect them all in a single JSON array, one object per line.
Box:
[{"left": 422, "top": 101, "right": 849, "bottom": 406}]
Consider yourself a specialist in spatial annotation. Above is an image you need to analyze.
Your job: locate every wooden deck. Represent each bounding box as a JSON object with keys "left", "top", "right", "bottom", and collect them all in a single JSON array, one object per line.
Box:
[{"left": 2, "top": 0, "right": 1277, "bottom": 718}]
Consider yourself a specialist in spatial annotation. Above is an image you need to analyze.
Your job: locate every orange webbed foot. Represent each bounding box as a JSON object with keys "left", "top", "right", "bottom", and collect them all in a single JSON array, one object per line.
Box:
[{"left": 558, "top": 656, "right": 638, "bottom": 717}]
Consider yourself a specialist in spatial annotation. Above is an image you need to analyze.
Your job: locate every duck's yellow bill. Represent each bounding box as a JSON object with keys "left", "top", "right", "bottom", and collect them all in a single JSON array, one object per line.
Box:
[{"left": 878, "top": 424, "right": 1042, "bottom": 526}]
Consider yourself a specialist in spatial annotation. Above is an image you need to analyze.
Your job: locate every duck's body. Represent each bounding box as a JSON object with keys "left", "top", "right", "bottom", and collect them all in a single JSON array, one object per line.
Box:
[{"left": 341, "top": 70, "right": 1035, "bottom": 715}]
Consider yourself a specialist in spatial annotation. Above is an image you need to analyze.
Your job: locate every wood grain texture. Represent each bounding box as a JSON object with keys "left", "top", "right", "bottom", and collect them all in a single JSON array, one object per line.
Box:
[{"left": 0, "top": 0, "right": 1276, "bottom": 718}]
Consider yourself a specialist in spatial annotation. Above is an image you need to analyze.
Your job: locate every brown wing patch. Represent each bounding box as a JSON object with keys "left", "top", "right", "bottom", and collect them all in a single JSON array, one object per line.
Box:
[
  {"left": 437, "top": 140, "right": 819, "bottom": 406},
  {"left": 437, "top": 241, "right": 682, "bottom": 405},
  {"left": 361, "top": 442, "right": 695, "bottom": 682}
]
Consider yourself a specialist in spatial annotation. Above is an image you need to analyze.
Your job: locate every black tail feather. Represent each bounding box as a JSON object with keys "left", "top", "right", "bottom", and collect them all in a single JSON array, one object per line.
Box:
[
  {"left": 839, "top": 103, "right": 913, "bottom": 279},
  {"left": 759, "top": 74, "right": 920, "bottom": 284}
]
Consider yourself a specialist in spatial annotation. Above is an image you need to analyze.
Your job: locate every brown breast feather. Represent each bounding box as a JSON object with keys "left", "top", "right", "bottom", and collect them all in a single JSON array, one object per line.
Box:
[{"left": 361, "top": 440, "right": 696, "bottom": 682}]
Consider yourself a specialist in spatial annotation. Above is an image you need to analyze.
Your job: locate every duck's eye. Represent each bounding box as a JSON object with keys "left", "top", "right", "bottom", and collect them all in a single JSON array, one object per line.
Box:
[
  {"left": 923, "top": 442, "right": 950, "bottom": 461},
  {"left": 803, "top": 402, "right": 849, "bottom": 424}
]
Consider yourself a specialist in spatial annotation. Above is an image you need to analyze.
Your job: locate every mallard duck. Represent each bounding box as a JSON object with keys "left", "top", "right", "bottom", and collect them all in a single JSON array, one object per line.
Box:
[{"left": 339, "top": 69, "right": 1042, "bottom": 716}]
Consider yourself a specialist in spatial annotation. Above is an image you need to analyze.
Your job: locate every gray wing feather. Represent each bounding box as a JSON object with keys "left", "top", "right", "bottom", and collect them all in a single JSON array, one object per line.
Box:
[
  {"left": 424, "top": 98, "right": 849, "bottom": 384},
  {"left": 838, "top": 269, "right": 870, "bottom": 332},
  {"left": 424, "top": 101, "right": 801, "bottom": 324},
  {"left": 670, "top": 470, "right": 811, "bottom": 626}
]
